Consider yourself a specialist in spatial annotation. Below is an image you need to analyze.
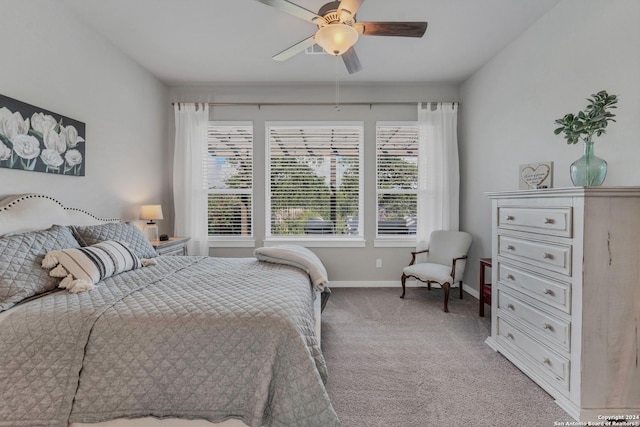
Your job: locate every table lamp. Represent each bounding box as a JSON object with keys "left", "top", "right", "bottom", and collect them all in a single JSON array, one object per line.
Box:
[{"left": 140, "top": 204, "right": 163, "bottom": 241}]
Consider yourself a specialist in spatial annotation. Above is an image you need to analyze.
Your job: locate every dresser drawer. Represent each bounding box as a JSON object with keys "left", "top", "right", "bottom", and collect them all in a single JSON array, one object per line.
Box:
[
  {"left": 497, "top": 317, "right": 570, "bottom": 391},
  {"left": 498, "top": 263, "right": 571, "bottom": 313},
  {"left": 498, "top": 207, "right": 572, "bottom": 237},
  {"left": 498, "top": 235, "right": 572, "bottom": 276},
  {"left": 498, "top": 288, "right": 570, "bottom": 352}
]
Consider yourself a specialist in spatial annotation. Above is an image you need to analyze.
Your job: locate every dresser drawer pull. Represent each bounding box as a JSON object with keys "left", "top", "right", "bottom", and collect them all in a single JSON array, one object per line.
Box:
[
  {"left": 506, "top": 333, "right": 514, "bottom": 340},
  {"left": 543, "top": 323, "right": 554, "bottom": 331},
  {"left": 542, "top": 252, "right": 554, "bottom": 259},
  {"left": 543, "top": 357, "right": 551, "bottom": 365},
  {"left": 506, "top": 215, "right": 515, "bottom": 221},
  {"left": 507, "top": 303, "right": 515, "bottom": 310},
  {"left": 543, "top": 288, "right": 554, "bottom": 295},
  {"left": 506, "top": 274, "right": 515, "bottom": 281},
  {"left": 507, "top": 245, "right": 515, "bottom": 250},
  {"left": 544, "top": 218, "right": 555, "bottom": 224}
]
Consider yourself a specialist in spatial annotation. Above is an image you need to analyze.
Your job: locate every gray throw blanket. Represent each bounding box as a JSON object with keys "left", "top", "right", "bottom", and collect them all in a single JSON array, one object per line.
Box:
[
  {"left": 0, "top": 256, "right": 339, "bottom": 427},
  {"left": 254, "top": 245, "right": 328, "bottom": 292},
  {"left": 254, "top": 245, "right": 331, "bottom": 311}
]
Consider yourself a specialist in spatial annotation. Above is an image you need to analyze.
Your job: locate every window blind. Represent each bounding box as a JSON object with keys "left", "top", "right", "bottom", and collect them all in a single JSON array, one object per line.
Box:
[
  {"left": 266, "top": 123, "right": 363, "bottom": 237},
  {"left": 207, "top": 122, "right": 253, "bottom": 237},
  {"left": 376, "top": 122, "right": 419, "bottom": 236}
]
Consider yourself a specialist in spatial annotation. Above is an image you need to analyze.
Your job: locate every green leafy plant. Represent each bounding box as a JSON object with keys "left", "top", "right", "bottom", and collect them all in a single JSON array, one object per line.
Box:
[{"left": 554, "top": 90, "right": 618, "bottom": 144}]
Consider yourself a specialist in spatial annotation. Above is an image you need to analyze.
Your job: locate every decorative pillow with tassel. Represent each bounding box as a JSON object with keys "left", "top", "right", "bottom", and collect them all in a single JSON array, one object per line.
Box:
[{"left": 42, "top": 240, "right": 157, "bottom": 293}]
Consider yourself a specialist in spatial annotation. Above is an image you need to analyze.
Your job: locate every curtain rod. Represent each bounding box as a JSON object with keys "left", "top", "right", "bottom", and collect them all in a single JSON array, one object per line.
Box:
[{"left": 172, "top": 101, "right": 458, "bottom": 108}]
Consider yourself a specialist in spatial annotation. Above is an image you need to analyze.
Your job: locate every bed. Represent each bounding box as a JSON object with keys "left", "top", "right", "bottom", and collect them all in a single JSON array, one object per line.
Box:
[{"left": 0, "top": 194, "right": 338, "bottom": 427}]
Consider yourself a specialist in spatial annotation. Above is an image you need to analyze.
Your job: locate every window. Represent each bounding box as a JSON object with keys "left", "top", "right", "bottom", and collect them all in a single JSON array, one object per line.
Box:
[
  {"left": 376, "top": 122, "right": 418, "bottom": 237},
  {"left": 266, "top": 122, "right": 363, "bottom": 239},
  {"left": 206, "top": 122, "right": 253, "bottom": 239}
]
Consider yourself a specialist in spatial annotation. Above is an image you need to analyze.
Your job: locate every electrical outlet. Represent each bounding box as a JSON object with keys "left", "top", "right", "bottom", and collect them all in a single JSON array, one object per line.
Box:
[{"left": 376, "top": 259, "right": 383, "bottom": 268}]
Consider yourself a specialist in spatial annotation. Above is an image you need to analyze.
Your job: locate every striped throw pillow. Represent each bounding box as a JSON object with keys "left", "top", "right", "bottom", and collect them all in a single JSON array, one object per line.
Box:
[{"left": 42, "top": 240, "right": 143, "bottom": 293}]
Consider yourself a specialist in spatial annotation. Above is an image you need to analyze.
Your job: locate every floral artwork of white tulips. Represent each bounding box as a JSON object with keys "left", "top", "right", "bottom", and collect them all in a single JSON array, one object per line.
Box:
[{"left": 0, "top": 94, "right": 85, "bottom": 176}]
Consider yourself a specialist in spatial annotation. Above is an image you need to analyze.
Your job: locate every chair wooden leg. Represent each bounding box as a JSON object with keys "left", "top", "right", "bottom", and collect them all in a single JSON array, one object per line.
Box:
[
  {"left": 427, "top": 283, "right": 431, "bottom": 291},
  {"left": 459, "top": 281, "right": 463, "bottom": 299},
  {"left": 400, "top": 274, "right": 407, "bottom": 298},
  {"left": 442, "top": 282, "right": 451, "bottom": 313}
]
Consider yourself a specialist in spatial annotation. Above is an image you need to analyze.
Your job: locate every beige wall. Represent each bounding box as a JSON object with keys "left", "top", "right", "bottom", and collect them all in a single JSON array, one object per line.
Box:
[
  {"left": 459, "top": 0, "right": 640, "bottom": 292},
  {"left": 0, "top": 0, "right": 171, "bottom": 233}
]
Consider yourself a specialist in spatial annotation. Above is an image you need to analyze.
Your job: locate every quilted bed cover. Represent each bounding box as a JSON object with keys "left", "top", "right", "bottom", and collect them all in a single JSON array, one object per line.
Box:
[{"left": 0, "top": 256, "right": 339, "bottom": 427}]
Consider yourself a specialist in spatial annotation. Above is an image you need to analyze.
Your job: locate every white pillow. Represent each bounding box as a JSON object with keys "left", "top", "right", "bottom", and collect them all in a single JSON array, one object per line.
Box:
[{"left": 42, "top": 240, "right": 151, "bottom": 293}]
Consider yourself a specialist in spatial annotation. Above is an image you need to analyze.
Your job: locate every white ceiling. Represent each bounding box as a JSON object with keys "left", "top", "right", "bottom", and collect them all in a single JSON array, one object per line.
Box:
[{"left": 59, "top": 0, "right": 561, "bottom": 86}]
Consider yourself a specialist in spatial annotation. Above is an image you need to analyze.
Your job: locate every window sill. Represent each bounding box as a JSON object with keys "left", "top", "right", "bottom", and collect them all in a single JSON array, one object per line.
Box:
[
  {"left": 208, "top": 237, "right": 256, "bottom": 248},
  {"left": 264, "top": 237, "right": 366, "bottom": 248},
  {"left": 374, "top": 238, "right": 416, "bottom": 248}
]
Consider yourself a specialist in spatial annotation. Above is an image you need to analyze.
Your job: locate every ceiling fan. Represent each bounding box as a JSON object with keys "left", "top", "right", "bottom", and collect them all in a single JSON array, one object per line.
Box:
[{"left": 254, "top": 0, "right": 428, "bottom": 74}]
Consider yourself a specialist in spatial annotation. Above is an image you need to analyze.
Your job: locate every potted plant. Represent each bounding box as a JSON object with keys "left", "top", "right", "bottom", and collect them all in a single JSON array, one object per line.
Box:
[{"left": 554, "top": 90, "right": 618, "bottom": 186}]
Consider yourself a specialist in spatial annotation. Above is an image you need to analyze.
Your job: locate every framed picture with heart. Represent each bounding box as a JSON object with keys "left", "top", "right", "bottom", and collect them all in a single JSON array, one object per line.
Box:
[{"left": 519, "top": 161, "right": 553, "bottom": 190}]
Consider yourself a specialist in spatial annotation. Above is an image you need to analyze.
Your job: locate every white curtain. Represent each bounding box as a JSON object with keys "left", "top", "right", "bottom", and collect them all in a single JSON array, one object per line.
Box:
[
  {"left": 173, "top": 103, "right": 209, "bottom": 256},
  {"left": 416, "top": 102, "right": 460, "bottom": 251}
]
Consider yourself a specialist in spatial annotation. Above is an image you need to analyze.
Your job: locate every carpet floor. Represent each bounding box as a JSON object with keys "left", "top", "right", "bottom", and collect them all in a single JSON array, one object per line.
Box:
[{"left": 321, "top": 287, "right": 570, "bottom": 427}]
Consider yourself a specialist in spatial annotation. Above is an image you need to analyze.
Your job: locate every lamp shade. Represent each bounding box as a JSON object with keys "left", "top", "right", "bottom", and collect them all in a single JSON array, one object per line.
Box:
[
  {"left": 140, "top": 205, "right": 164, "bottom": 222},
  {"left": 315, "top": 24, "right": 359, "bottom": 56}
]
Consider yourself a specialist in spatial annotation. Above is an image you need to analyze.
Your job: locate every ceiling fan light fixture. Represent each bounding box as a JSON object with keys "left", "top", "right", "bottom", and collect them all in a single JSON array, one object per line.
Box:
[{"left": 315, "top": 24, "right": 359, "bottom": 56}]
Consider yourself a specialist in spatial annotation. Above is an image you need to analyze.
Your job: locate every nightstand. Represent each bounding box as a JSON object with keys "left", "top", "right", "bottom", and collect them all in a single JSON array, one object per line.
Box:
[
  {"left": 151, "top": 237, "right": 190, "bottom": 256},
  {"left": 479, "top": 257, "right": 492, "bottom": 317}
]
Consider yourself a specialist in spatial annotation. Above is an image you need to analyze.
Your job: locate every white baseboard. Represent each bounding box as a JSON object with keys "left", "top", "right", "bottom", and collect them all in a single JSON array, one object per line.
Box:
[{"left": 329, "top": 280, "right": 480, "bottom": 300}]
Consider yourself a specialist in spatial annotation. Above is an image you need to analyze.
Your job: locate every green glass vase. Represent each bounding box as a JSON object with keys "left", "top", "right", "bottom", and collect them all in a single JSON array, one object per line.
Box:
[{"left": 570, "top": 140, "right": 607, "bottom": 186}]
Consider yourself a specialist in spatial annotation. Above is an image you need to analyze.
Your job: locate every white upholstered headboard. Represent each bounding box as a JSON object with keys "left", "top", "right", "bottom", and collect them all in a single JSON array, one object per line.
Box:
[{"left": 0, "top": 194, "right": 120, "bottom": 236}]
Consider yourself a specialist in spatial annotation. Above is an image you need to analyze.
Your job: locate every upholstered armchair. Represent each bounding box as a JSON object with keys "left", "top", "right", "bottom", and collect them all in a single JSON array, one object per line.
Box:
[{"left": 400, "top": 230, "right": 473, "bottom": 312}]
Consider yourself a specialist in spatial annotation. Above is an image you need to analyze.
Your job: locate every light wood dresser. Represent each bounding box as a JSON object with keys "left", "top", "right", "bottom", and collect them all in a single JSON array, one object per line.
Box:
[{"left": 486, "top": 187, "right": 640, "bottom": 421}]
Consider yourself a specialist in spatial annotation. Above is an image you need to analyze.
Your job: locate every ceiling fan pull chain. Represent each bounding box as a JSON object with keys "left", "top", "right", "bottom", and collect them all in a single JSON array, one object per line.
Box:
[{"left": 334, "top": 55, "right": 341, "bottom": 111}]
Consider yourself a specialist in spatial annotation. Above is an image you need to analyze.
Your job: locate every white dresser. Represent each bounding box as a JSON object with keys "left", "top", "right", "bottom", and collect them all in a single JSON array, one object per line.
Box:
[{"left": 486, "top": 187, "right": 640, "bottom": 421}]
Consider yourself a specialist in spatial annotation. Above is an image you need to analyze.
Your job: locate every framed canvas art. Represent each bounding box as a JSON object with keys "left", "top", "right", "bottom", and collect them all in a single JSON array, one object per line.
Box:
[{"left": 0, "top": 94, "right": 85, "bottom": 176}]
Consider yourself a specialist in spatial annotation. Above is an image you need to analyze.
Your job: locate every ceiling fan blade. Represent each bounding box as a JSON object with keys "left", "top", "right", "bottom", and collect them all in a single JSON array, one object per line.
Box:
[
  {"left": 337, "top": 0, "right": 363, "bottom": 19},
  {"left": 354, "top": 22, "right": 428, "bottom": 37},
  {"left": 254, "top": 0, "right": 321, "bottom": 23},
  {"left": 342, "top": 47, "right": 362, "bottom": 74},
  {"left": 272, "top": 35, "right": 317, "bottom": 61},
  {"left": 342, "top": 46, "right": 362, "bottom": 74}
]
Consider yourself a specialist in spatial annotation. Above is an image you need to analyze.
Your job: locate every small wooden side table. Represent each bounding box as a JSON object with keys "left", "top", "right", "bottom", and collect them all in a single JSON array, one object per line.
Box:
[
  {"left": 151, "top": 237, "right": 190, "bottom": 256},
  {"left": 479, "top": 257, "right": 492, "bottom": 317}
]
